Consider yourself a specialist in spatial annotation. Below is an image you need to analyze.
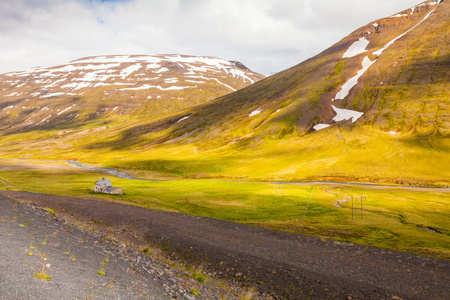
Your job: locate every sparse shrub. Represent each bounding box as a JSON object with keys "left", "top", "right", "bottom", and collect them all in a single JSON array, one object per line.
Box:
[
  {"left": 190, "top": 264, "right": 207, "bottom": 283},
  {"left": 240, "top": 287, "right": 258, "bottom": 300}
]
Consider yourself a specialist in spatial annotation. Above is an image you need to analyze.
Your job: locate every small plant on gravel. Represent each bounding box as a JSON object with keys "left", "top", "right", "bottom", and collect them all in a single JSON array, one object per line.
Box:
[
  {"left": 43, "top": 207, "right": 55, "bottom": 216},
  {"left": 41, "top": 235, "right": 48, "bottom": 245},
  {"left": 240, "top": 287, "right": 258, "bottom": 300},
  {"left": 97, "top": 254, "right": 109, "bottom": 276},
  {"left": 64, "top": 246, "right": 70, "bottom": 255},
  {"left": 71, "top": 257, "right": 77, "bottom": 262},
  {"left": 34, "top": 257, "right": 52, "bottom": 281},
  {"left": 190, "top": 264, "right": 207, "bottom": 283},
  {"left": 190, "top": 287, "right": 201, "bottom": 296}
]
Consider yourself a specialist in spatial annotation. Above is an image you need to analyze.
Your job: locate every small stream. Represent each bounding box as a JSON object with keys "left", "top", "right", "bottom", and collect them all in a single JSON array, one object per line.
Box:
[
  {"left": 67, "top": 160, "right": 157, "bottom": 181},
  {"left": 1, "top": 159, "right": 448, "bottom": 189}
]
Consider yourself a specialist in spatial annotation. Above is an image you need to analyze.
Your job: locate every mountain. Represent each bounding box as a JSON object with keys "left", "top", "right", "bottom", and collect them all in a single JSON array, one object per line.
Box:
[
  {"left": 136, "top": 0, "right": 448, "bottom": 142},
  {"left": 0, "top": 55, "right": 264, "bottom": 132},
  {"left": 0, "top": 0, "right": 448, "bottom": 186}
]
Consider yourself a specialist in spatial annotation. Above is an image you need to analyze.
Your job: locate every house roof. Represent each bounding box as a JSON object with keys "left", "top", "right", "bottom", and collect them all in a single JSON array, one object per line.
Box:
[{"left": 96, "top": 178, "right": 112, "bottom": 189}]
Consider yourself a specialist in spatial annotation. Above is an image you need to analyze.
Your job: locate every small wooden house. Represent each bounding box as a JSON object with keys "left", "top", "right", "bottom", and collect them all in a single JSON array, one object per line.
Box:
[{"left": 94, "top": 178, "right": 123, "bottom": 194}]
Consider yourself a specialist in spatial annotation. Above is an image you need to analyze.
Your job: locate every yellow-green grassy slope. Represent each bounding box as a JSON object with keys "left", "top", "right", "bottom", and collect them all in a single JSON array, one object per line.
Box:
[{"left": 0, "top": 1, "right": 448, "bottom": 186}]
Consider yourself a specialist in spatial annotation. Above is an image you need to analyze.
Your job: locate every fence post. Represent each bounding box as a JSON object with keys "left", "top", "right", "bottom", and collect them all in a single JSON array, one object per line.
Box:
[
  {"left": 361, "top": 196, "right": 363, "bottom": 219},
  {"left": 352, "top": 196, "right": 354, "bottom": 221}
]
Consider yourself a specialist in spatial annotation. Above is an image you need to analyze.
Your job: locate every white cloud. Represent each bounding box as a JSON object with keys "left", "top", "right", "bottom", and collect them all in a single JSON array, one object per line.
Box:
[{"left": 0, "top": 0, "right": 423, "bottom": 74}]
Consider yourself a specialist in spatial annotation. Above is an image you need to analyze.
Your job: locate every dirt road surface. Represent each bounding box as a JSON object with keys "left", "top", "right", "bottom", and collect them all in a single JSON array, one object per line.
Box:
[
  {"left": 2, "top": 191, "right": 449, "bottom": 299},
  {"left": 0, "top": 193, "right": 245, "bottom": 300}
]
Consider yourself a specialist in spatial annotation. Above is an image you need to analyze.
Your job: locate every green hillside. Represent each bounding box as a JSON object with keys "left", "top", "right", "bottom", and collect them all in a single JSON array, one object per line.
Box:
[{"left": 0, "top": 0, "right": 448, "bottom": 186}]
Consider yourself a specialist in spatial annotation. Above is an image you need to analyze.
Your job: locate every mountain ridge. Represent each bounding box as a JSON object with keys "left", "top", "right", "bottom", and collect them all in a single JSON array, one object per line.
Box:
[{"left": 0, "top": 54, "right": 264, "bottom": 133}]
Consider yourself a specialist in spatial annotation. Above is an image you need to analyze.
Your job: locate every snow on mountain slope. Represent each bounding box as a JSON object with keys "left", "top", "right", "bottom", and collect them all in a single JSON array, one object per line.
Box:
[
  {"left": 131, "top": 0, "right": 447, "bottom": 146},
  {"left": 313, "top": 0, "right": 441, "bottom": 131},
  {"left": 0, "top": 54, "right": 264, "bottom": 131}
]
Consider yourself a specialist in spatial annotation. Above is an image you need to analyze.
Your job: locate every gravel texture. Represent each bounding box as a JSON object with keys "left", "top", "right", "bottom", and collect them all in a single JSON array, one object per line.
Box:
[
  {"left": 2, "top": 191, "right": 449, "bottom": 299},
  {"left": 0, "top": 193, "right": 245, "bottom": 300}
]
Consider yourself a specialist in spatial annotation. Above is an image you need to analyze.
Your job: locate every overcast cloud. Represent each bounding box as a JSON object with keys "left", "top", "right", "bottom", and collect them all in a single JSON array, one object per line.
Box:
[{"left": 0, "top": 0, "right": 423, "bottom": 74}]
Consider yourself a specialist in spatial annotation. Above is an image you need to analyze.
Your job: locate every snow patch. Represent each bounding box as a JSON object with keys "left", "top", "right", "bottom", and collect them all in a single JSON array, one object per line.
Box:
[
  {"left": 313, "top": 124, "right": 330, "bottom": 131},
  {"left": 119, "top": 84, "right": 195, "bottom": 91},
  {"left": 38, "top": 115, "right": 52, "bottom": 124},
  {"left": 160, "top": 86, "right": 194, "bottom": 91},
  {"left": 41, "top": 92, "right": 64, "bottom": 98},
  {"left": 57, "top": 104, "right": 76, "bottom": 115},
  {"left": 146, "top": 63, "right": 161, "bottom": 69},
  {"left": 210, "top": 78, "right": 236, "bottom": 91},
  {"left": 177, "top": 115, "right": 191, "bottom": 123},
  {"left": 334, "top": 56, "right": 376, "bottom": 100},
  {"left": 391, "top": 13, "right": 409, "bottom": 18},
  {"left": 154, "top": 68, "right": 169, "bottom": 73},
  {"left": 332, "top": 105, "right": 364, "bottom": 123},
  {"left": 343, "top": 38, "right": 370, "bottom": 58},
  {"left": 61, "top": 82, "right": 92, "bottom": 90},
  {"left": 375, "top": 8, "right": 437, "bottom": 56},
  {"left": 186, "top": 80, "right": 206, "bottom": 84},
  {"left": 73, "top": 55, "right": 162, "bottom": 65},
  {"left": 249, "top": 108, "right": 262, "bottom": 117},
  {"left": 228, "top": 68, "right": 254, "bottom": 84},
  {"left": 119, "top": 64, "right": 142, "bottom": 79},
  {"left": 164, "top": 78, "right": 179, "bottom": 84}
]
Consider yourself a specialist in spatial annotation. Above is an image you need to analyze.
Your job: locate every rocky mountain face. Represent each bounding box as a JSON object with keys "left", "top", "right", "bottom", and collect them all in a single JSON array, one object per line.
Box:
[
  {"left": 137, "top": 0, "right": 447, "bottom": 145},
  {"left": 0, "top": 55, "right": 264, "bottom": 132}
]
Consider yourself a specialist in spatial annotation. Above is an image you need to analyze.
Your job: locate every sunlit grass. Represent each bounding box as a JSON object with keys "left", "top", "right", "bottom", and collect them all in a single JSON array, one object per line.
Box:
[{"left": 1, "top": 168, "right": 449, "bottom": 259}]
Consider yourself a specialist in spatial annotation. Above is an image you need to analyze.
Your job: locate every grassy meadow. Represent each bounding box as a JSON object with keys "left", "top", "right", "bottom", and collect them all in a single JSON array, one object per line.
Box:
[
  {"left": 0, "top": 124, "right": 448, "bottom": 187},
  {"left": 1, "top": 166, "right": 449, "bottom": 260}
]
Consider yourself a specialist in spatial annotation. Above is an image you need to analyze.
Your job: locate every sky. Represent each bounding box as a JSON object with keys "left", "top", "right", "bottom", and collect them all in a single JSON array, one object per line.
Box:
[{"left": 0, "top": 0, "right": 424, "bottom": 75}]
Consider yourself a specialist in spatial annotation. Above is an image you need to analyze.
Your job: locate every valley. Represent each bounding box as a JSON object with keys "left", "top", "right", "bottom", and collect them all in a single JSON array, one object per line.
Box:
[
  {"left": 1, "top": 159, "right": 449, "bottom": 260},
  {"left": 1, "top": 165, "right": 449, "bottom": 299},
  {"left": 1, "top": 1, "right": 447, "bottom": 187},
  {"left": 0, "top": 0, "right": 449, "bottom": 298}
]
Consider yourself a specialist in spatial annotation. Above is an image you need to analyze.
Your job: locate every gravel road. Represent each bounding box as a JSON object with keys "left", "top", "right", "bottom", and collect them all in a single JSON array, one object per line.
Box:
[
  {"left": 2, "top": 191, "right": 449, "bottom": 299},
  {"left": 0, "top": 193, "right": 245, "bottom": 300}
]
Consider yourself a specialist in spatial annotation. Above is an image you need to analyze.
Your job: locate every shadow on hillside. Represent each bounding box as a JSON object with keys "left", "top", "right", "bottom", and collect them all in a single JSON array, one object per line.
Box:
[
  {"left": 398, "top": 135, "right": 450, "bottom": 152},
  {"left": 108, "top": 158, "right": 234, "bottom": 177},
  {"left": 0, "top": 109, "right": 112, "bottom": 136}
]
